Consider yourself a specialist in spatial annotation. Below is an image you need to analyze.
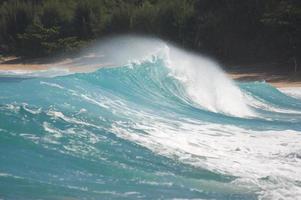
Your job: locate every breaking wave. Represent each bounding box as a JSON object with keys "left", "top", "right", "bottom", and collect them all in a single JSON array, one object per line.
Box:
[{"left": 1, "top": 37, "right": 301, "bottom": 200}]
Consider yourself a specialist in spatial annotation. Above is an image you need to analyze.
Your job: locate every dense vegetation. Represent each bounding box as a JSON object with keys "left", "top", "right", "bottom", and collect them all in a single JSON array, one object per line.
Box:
[{"left": 0, "top": 0, "right": 300, "bottom": 69}]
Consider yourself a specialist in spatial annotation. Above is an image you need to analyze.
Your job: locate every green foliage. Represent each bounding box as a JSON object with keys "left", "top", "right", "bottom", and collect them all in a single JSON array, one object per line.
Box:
[
  {"left": 131, "top": 1, "right": 157, "bottom": 33},
  {"left": 107, "top": 1, "right": 132, "bottom": 33},
  {"left": 156, "top": 0, "right": 193, "bottom": 44},
  {"left": 17, "top": 22, "right": 60, "bottom": 56},
  {"left": 261, "top": 0, "right": 301, "bottom": 59},
  {"left": 0, "top": 0, "right": 35, "bottom": 46},
  {"left": 0, "top": 0, "right": 300, "bottom": 67},
  {"left": 40, "top": 1, "right": 72, "bottom": 29},
  {"left": 55, "top": 37, "right": 87, "bottom": 54},
  {"left": 17, "top": 22, "right": 84, "bottom": 56},
  {"left": 73, "top": 0, "right": 105, "bottom": 39}
]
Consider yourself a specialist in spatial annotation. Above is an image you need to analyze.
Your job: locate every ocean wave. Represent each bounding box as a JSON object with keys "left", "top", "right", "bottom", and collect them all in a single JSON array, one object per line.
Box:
[{"left": 0, "top": 37, "right": 301, "bottom": 200}]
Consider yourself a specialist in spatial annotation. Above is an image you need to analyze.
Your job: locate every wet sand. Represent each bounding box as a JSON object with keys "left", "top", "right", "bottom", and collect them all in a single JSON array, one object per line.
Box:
[
  {"left": 1, "top": 56, "right": 300, "bottom": 88},
  {"left": 229, "top": 72, "right": 301, "bottom": 88},
  {"left": 227, "top": 63, "right": 301, "bottom": 88},
  {"left": 0, "top": 55, "right": 110, "bottom": 73}
]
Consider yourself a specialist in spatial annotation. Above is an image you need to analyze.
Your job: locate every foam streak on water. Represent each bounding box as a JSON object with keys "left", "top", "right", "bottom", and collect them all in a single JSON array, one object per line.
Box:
[{"left": 0, "top": 36, "right": 301, "bottom": 200}]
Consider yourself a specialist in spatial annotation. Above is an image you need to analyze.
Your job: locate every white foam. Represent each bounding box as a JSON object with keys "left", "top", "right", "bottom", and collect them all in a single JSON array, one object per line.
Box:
[
  {"left": 40, "top": 81, "right": 65, "bottom": 89},
  {"left": 110, "top": 109, "right": 301, "bottom": 199},
  {"left": 161, "top": 46, "right": 254, "bottom": 117},
  {"left": 0, "top": 172, "right": 24, "bottom": 179},
  {"left": 280, "top": 87, "right": 301, "bottom": 100},
  {"left": 244, "top": 93, "right": 301, "bottom": 115},
  {"left": 77, "top": 36, "right": 254, "bottom": 117},
  {"left": 0, "top": 67, "right": 71, "bottom": 78},
  {"left": 43, "top": 122, "right": 63, "bottom": 138},
  {"left": 46, "top": 110, "right": 98, "bottom": 128}
]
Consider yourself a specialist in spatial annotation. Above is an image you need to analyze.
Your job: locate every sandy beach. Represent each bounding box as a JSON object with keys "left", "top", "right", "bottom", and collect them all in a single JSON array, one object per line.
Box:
[
  {"left": 229, "top": 72, "right": 301, "bottom": 88},
  {"left": 0, "top": 55, "right": 110, "bottom": 73},
  {"left": 1, "top": 56, "right": 300, "bottom": 88}
]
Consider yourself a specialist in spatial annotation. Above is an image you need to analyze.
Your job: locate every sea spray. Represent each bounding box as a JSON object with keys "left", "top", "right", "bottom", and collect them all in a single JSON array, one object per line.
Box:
[
  {"left": 72, "top": 36, "right": 255, "bottom": 117},
  {"left": 0, "top": 36, "right": 301, "bottom": 200},
  {"left": 162, "top": 45, "right": 254, "bottom": 117}
]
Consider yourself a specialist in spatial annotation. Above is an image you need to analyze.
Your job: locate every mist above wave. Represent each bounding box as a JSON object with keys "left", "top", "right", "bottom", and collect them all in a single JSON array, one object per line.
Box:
[{"left": 74, "top": 36, "right": 253, "bottom": 117}]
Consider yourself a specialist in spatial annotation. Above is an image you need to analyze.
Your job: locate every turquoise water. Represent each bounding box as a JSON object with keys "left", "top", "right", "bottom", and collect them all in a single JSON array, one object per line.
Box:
[{"left": 1, "top": 56, "right": 301, "bottom": 200}]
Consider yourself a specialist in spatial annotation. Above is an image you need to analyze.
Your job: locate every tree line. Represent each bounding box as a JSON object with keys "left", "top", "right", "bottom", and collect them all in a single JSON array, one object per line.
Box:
[{"left": 0, "top": 0, "right": 300, "bottom": 69}]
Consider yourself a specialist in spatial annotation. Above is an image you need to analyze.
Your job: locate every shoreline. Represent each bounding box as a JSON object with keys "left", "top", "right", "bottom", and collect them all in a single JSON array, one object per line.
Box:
[
  {"left": 228, "top": 72, "right": 301, "bottom": 88},
  {"left": 0, "top": 55, "right": 111, "bottom": 73},
  {"left": 1, "top": 56, "right": 301, "bottom": 88}
]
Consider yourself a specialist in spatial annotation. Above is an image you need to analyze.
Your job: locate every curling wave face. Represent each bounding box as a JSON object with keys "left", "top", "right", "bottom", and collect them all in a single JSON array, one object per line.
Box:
[{"left": 1, "top": 37, "right": 301, "bottom": 200}]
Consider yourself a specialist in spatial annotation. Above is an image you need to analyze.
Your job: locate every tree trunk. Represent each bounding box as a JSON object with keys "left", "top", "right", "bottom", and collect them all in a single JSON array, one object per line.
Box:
[{"left": 293, "top": 56, "right": 298, "bottom": 73}]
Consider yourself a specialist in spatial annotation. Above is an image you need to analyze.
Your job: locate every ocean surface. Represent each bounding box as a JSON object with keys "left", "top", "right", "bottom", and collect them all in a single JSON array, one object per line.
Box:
[{"left": 1, "top": 38, "right": 301, "bottom": 200}]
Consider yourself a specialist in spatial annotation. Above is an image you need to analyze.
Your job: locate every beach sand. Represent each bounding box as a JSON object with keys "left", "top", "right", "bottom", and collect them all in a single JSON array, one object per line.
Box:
[
  {"left": 229, "top": 72, "right": 301, "bottom": 88},
  {"left": 0, "top": 55, "right": 110, "bottom": 73},
  {"left": 1, "top": 56, "right": 300, "bottom": 88}
]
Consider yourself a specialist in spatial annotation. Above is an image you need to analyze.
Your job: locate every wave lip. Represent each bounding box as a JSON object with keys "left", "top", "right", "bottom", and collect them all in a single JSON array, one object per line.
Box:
[
  {"left": 1, "top": 36, "right": 301, "bottom": 200},
  {"left": 162, "top": 46, "right": 254, "bottom": 117},
  {"left": 88, "top": 37, "right": 255, "bottom": 118}
]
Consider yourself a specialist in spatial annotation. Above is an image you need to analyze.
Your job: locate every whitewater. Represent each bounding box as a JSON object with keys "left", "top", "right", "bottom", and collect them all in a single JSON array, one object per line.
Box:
[{"left": 1, "top": 37, "right": 301, "bottom": 200}]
